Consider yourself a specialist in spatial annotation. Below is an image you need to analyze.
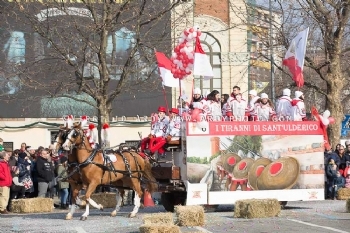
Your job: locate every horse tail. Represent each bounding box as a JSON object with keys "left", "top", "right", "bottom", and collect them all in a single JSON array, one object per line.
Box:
[{"left": 142, "top": 159, "right": 158, "bottom": 194}]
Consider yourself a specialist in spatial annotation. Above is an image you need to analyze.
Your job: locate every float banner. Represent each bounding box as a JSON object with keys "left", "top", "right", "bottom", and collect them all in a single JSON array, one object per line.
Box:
[{"left": 187, "top": 121, "right": 323, "bottom": 136}]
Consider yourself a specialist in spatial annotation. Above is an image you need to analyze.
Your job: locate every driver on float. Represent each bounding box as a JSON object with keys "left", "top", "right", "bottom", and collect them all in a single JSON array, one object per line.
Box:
[
  {"left": 166, "top": 108, "right": 181, "bottom": 144},
  {"left": 140, "top": 106, "right": 169, "bottom": 159}
]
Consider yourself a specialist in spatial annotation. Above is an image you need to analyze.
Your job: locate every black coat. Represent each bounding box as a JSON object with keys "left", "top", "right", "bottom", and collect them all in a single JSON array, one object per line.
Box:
[{"left": 36, "top": 156, "right": 53, "bottom": 183}]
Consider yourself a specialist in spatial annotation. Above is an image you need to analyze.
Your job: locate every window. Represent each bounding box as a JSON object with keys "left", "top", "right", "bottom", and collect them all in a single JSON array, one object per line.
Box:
[
  {"left": 194, "top": 33, "right": 222, "bottom": 95},
  {"left": 51, "top": 131, "right": 59, "bottom": 144}
]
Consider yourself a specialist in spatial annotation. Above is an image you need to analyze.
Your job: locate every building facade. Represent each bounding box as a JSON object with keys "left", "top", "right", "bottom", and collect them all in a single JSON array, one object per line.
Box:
[{"left": 171, "top": 0, "right": 281, "bottom": 103}]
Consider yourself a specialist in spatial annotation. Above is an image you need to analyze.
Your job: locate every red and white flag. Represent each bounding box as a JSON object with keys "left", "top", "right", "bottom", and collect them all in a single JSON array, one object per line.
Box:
[
  {"left": 282, "top": 28, "right": 309, "bottom": 88},
  {"left": 155, "top": 51, "right": 179, "bottom": 87},
  {"left": 193, "top": 37, "right": 214, "bottom": 79}
]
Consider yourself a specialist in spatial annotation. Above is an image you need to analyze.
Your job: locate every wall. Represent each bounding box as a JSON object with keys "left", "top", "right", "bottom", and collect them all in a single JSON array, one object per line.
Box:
[{"left": 0, "top": 118, "right": 150, "bottom": 150}]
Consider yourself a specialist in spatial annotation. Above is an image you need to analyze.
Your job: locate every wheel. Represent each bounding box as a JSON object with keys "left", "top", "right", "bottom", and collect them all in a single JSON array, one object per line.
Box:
[
  {"left": 161, "top": 192, "right": 186, "bottom": 212},
  {"left": 202, "top": 204, "right": 219, "bottom": 212}
]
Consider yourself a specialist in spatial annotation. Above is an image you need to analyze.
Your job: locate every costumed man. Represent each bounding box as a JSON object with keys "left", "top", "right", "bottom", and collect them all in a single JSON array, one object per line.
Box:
[
  {"left": 226, "top": 93, "right": 247, "bottom": 121},
  {"left": 141, "top": 106, "right": 169, "bottom": 159},
  {"left": 166, "top": 108, "right": 181, "bottom": 144},
  {"left": 251, "top": 93, "right": 276, "bottom": 121},
  {"left": 291, "top": 91, "right": 307, "bottom": 121},
  {"left": 203, "top": 90, "right": 222, "bottom": 121},
  {"left": 276, "top": 88, "right": 292, "bottom": 120},
  {"left": 227, "top": 85, "right": 241, "bottom": 102}
]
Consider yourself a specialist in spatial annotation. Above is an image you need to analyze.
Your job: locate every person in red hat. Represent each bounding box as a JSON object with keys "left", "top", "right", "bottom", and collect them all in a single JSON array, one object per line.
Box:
[
  {"left": 166, "top": 108, "right": 181, "bottom": 144},
  {"left": 140, "top": 106, "right": 169, "bottom": 159}
]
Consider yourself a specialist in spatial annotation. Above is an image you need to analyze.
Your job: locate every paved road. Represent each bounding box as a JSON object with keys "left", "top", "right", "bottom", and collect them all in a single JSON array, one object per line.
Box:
[{"left": 1, "top": 200, "right": 350, "bottom": 233}]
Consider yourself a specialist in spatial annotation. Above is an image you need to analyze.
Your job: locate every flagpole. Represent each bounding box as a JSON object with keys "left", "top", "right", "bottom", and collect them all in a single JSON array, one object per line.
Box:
[
  {"left": 179, "top": 79, "right": 182, "bottom": 116},
  {"left": 269, "top": 0, "right": 276, "bottom": 104},
  {"left": 154, "top": 48, "right": 170, "bottom": 115}
]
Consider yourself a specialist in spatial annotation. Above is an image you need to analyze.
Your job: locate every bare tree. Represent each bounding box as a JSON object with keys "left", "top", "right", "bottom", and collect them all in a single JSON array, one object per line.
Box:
[
  {"left": 0, "top": 0, "right": 185, "bottom": 142},
  {"left": 229, "top": 0, "right": 350, "bottom": 146}
]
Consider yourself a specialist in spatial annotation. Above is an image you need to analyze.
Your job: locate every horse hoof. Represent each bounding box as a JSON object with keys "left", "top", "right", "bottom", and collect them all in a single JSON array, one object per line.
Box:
[
  {"left": 100, "top": 205, "right": 104, "bottom": 211},
  {"left": 80, "top": 216, "right": 87, "bottom": 221},
  {"left": 110, "top": 211, "right": 117, "bottom": 217},
  {"left": 128, "top": 213, "right": 136, "bottom": 218},
  {"left": 65, "top": 214, "right": 72, "bottom": 220}
]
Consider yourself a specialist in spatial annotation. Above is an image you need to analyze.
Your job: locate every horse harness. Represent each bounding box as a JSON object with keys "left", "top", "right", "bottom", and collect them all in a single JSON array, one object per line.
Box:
[{"left": 58, "top": 128, "right": 144, "bottom": 185}]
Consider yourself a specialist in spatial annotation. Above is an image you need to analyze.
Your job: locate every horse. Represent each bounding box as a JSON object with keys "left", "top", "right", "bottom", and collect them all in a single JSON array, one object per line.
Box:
[
  {"left": 53, "top": 125, "right": 91, "bottom": 219},
  {"left": 60, "top": 123, "right": 158, "bottom": 220}
]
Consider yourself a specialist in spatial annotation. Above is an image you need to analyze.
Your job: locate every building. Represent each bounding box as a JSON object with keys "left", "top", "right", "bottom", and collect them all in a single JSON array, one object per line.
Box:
[
  {"left": 171, "top": 0, "right": 282, "bottom": 103},
  {"left": 0, "top": 0, "right": 282, "bottom": 149}
]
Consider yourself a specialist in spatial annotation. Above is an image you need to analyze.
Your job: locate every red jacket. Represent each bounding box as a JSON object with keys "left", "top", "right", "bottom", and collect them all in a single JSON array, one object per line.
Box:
[{"left": 0, "top": 160, "right": 12, "bottom": 187}]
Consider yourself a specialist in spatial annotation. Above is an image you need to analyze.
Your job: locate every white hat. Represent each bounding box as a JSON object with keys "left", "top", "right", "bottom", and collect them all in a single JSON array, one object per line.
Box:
[
  {"left": 249, "top": 90, "right": 257, "bottom": 96},
  {"left": 260, "top": 93, "right": 268, "bottom": 99},
  {"left": 193, "top": 88, "right": 201, "bottom": 95},
  {"left": 283, "top": 88, "right": 291, "bottom": 96},
  {"left": 295, "top": 91, "right": 303, "bottom": 99}
]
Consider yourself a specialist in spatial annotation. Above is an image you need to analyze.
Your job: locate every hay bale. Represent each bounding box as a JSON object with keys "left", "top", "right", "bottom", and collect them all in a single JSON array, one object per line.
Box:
[
  {"left": 346, "top": 199, "right": 350, "bottom": 213},
  {"left": 11, "top": 198, "right": 53, "bottom": 213},
  {"left": 79, "top": 192, "right": 116, "bottom": 209},
  {"left": 143, "top": 213, "right": 174, "bottom": 225},
  {"left": 139, "top": 224, "right": 180, "bottom": 233},
  {"left": 337, "top": 188, "right": 350, "bottom": 200},
  {"left": 175, "top": 205, "right": 205, "bottom": 226},
  {"left": 234, "top": 199, "right": 281, "bottom": 219}
]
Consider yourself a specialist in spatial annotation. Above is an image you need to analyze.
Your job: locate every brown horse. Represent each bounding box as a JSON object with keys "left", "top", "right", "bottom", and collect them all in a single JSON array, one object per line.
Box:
[
  {"left": 54, "top": 126, "right": 133, "bottom": 220},
  {"left": 60, "top": 123, "right": 157, "bottom": 220},
  {"left": 53, "top": 125, "right": 89, "bottom": 220}
]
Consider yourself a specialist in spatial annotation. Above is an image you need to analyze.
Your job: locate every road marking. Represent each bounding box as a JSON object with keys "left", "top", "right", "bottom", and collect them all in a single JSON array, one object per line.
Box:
[
  {"left": 288, "top": 219, "right": 349, "bottom": 233},
  {"left": 194, "top": 226, "right": 213, "bottom": 233},
  {"left": 75, "top": 227, "right": 87, "bottom": 233}
]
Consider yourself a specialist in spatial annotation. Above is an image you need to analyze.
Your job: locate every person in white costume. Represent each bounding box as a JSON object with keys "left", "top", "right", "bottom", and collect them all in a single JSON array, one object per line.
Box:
[
  {"left": 246, "top": 90, "right": 260, "bottom": 120},
  {"left": 221, "top": 94, "right": 230, "bottom": 118},
  {"left": 203, "top": 90, "right": 222, "bottom": 121},
  {"left": 190, "top": 88, "right": 206, "bottom": 110},
  {"left": 166, "top": 108, "right": 181, "bottom": 143},
  {"left": 226, "top": 93, "right": 247, "bottom": 121},
  {"left": 252, "top": 93, "right": 276, "bottom": 121},
  {"left": 276, "top": 88, "right": 292, "bottom": 120},
  {"left": 291, "top": 91, "right": 307, "bottom": 121}
]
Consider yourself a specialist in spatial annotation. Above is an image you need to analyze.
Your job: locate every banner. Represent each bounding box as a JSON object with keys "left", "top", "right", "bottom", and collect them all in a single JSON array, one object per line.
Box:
[{"left": 187, "top": 121, "right": 324, "bottom": 136}]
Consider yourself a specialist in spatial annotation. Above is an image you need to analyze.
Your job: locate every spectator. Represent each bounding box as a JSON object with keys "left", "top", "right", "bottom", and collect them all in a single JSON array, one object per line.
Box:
[
  {"left": 337, "top": 145, "right": 350, "bottom": 171},
  {"left": 36, "top": 149, "right": 53, "bottom": 198},
  {"left": 8, "top": 167, "right": 26, "bottom": 211},
  {"left": 345, "top": 141, "right": 350, "bottom": 153},
  {"left": 0, "top": 151, "right": 12, "bottom": 214},
  {"left": 57, "top": 157, "right": 69, "bottom": 209},
  {"left": 326, "top": 159, "right": 338, "bottom": 199},
  {"left": 29, "top": 149, "right": 38, "bottom": 198},
  {"left": 345, "top": 173, "right": 350, "bottom": 189},
  {"left": 331, "top": 171, "right": 345, "bottom": 200},
  {"left": 19, "top": 143, "right": 30, "bottom": 157}
]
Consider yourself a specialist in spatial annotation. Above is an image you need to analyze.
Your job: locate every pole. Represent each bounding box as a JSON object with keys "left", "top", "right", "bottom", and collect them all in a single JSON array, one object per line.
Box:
[
  {"left": 269, "top": 0, "right": 275, "bottom": 104},
  {"left": 154, "top": 49, "right": 170, "bottom": 115}
]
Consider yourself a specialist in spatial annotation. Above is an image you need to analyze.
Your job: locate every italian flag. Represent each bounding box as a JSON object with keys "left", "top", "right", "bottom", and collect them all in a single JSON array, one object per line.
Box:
[{"left": 282, "top": 28, "right": 309, "bottom": 88}]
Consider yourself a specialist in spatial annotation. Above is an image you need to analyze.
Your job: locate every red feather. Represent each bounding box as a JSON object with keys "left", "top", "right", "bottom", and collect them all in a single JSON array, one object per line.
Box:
[
  {"left": 102, "top": 123, "right": 109, "bottom": 129},
  {"left": 89, "top": 124, "right": 95, "bottom": 130}
]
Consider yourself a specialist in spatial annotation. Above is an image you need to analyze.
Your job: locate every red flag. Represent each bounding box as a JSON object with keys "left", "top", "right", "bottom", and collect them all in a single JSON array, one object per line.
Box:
[
  {"left": 193, "top": 37, "right": 214, "bottom": 79},
  {"left": 283, "top": 28, "right": 309, "bottom": 88},
  {"left": 155, "top": 52, "right": 179, "bottom": 87}
]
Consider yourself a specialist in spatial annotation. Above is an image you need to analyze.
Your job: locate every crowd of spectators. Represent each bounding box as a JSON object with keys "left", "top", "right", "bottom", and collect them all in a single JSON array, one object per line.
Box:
[
  {"left": 0, "top": 140, "right": 69, "bottom": 214},
  {"left": 324, "top": 141, "right": 350, "bottom": 199}
]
